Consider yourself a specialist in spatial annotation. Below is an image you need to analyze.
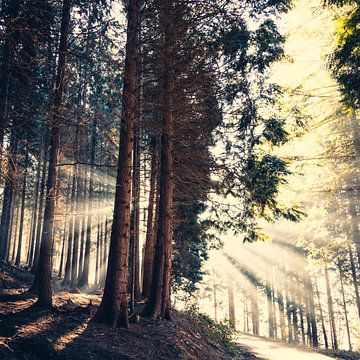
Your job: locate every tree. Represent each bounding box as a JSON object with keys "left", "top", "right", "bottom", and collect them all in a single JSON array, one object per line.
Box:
[
  {"left": 90, "top": 0, "right": 140, "bottom": 328},
  {"left": 30, "top": 0, "right": 72, "bottom": 308}
]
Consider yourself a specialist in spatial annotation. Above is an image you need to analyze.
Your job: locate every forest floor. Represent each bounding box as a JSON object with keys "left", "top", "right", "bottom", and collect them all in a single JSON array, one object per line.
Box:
[
  {"left": 1, "top": 264, "right": 360, "bottom": 360},
  {"left": 0, "top": 263, "right": 254, "bottom": 360}
]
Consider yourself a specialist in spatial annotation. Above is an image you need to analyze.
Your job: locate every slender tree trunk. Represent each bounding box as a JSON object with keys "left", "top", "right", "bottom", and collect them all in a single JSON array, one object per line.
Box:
[
  {"left": 58, "top": 223, "right": 66, "bottom": 278},
  {"left": 278, "top": 289, "right": 286, "bottom": 341},
  {"left": 78, "top": 121, "right": 96, "bottom": 288},
  {"left": 95, "top": 215, "right": 101, "bottom": 287},
  {"left": 31, "top": 144, "right": 48, "bottom": 272},
  {"left": 27, "top": 155, "right": 41, "bottom": 265},
  {"left": 70, "top": 165, "right": 80, "bottom": 288},
  {"left": 78, "top": 173, "right": 87, "bottom": 278},
  {"left": 101, "top": 217, "right": 108, "bottom": 286},
  {"left": 142, "top": 141, "right": 158, "bottom": 299},
  {"left": 63, "top": 169, "right": 76, "bottom": 286},
  {"left": 251, "top": 288, "right": 259, "bottom": 335},
  {"left": 30, "top": 0, "right": 72, "bottom": 308},
  {"left": 315, "top": 277, "right": 328, "bottom": 349},
  {"left": 338, "top": 262, "right": 352, "bottom": 351},
  {"left": 305, "top": 273, "right": 319, "bottom": 347},
  {"left": 266, "top": 275, "right": 275, "bottom": 338},
  {"left": 348, "top": 244, "right": 360, "bottom": 319},
  {"left": 324, "top": 266, "right": 338, "bottom": 350},
  {"left": 10, "top": 196, "right": 19, "bottom": 262},
  {"left": 228, "top": 279, "right": 236, "bottom": 329},
  {"left": 15, "top": 156, "right": 28, "bottom": 266},
  {"left": 129, "top": 126, "right": 141, "bottom": 304},
  {"left": 0, "top": 136, "right": 17, "bottom": 261},
  {"left": 285, "top": 275, "right": 293, "bottom": 343},
  {"left": 213, "top": 280, "right": 218, "bottom": 322}
]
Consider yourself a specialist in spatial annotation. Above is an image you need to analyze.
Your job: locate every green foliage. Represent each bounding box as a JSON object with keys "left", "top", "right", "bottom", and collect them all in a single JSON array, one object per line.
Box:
[
  {"left": 172, "top": 203, "right": 211, "bottom": 295},
  {"left": 328, "top": 2, "right": 360, "bottom": 108},
  {"left": 184, "top": 306, "right": 238, "bottom": 356}
]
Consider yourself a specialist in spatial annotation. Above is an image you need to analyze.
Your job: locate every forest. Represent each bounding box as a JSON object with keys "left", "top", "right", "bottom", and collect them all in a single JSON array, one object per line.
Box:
[{"left": 0, "top": 0, "right": 360, "bottom": 359}]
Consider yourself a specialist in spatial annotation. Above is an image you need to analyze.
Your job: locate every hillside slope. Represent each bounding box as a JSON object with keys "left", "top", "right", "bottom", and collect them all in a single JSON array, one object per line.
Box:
[{"left": 0, "top": 264, "right": 254, "bottom": 360}]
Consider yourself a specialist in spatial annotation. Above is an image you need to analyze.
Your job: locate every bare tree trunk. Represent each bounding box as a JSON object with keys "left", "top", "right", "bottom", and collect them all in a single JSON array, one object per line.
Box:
[
  {"left": 251, "top": 288, "right": 259, "bottom": 335},
  {"left": 70, "top": 165, "right": 80, "bottom": 288},
  {"left": 324, "top": 266, "right": 338, "bottom": 350},
  {"left": 62, "top": 169, "right": 76, "bottom": 286},
  {"left": 306, "top": 273, "right": 319, "bottom": 347},
  {"left": 15, "top": 155, "right": 28, "bottom": 266},
  {"left": 31, "top": 143, "right": 48, "bottom": 272},
  {"left": 78, "top": 173, "right": 87, "bottom": 278},
  {"left": 27, "top": 156, "right": 41, "bottom": 265},
  {"left": 0, "top": 136, "right": 17, "bottom": 261},
  {"left": 348, "top": 244, "right": 360, "bottom": 319},
  {"left": 266, "top": 274, "right": 275, "bottom": 338},
  {"left": 228, "top": 279, "right": 236, "bottom": 329},
  {"left": 90, "top": 0, "right": 139, "bottom": 328},
  {"left": 142, "top": 141, "right": 158, "bottom": 299},
  {"left": 78, "top": 120, "right": 96, "bottom": 288},
  {"left": 315, "top": 277, "right": 328, "bottom": 349},
  {"left": 10, "top": 195, "right": 19, "bottom": 262},
  {"left": 30, "top": 0, "right": 72, "bottom": 308},
  {"left": 142, "top": 0, "right": 175, "bottom": 321},
  {"left": 213, "top": 280, "right": 218, "bottom": 322},
  {"left": 338, "top": 262, "right": 352, "bottom": 351},
  {"left": 131, "top": 123, "right": 141, "bottom": 301},
  {"left": 285, "top": 277, "right": 293, "bottom": 343},
  {"left": 278, "top": 288, "right": 286, "bottom": 341},
  {"left": 95, "top": 216, "right": 100, "bottom": 287},
  {"left": 58, "top": 223, "right": 66, "bottom": 278}
]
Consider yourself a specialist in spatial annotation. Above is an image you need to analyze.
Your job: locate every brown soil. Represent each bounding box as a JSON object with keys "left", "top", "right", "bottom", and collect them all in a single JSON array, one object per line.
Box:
[{"left": 0, "top": 264, "right": 255, "bottom": 360}]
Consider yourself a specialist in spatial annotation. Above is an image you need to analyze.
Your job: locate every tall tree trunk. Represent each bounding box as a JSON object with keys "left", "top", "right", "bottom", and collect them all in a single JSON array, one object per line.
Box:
[
  {"left": 142, "top": 141, "right": 158, "bottom": 299},
  {"left": 278, "top": 288, "right": 286, "bottom": 341},
  {"left": 15, "top": 155, "right": 28, "bottom": 266},
  {"left": 213, "top": 280, "right": 218, "bottom": 322},
  {"left": 142, "top": 0, "right": 175, "bottom": 321},
  {"left": 306, "top": 272, "right": 319, "bottom": 347},
  {"left": 78, "top": 120, "right": 96, "bottom": 288},
  {"left": 31, "top": 144, "right": 48, "bottom": 272},
  {"left": 130, "top": 122, "right": 141, "bottom": 302},
  {"left": 10, "top": 195, "right": 19, "bottom": 262},
  {"left": 0, "top": 136, "right": 17, "bottom": 261},
  {"left": 30, "top": 0, "right": 72, "bottom": 308},
  {"left": 285, "top": 287, "right": 293, "bottom": 343},
  {"left": 27, "top": 156, "right": 41, "bottom": 266},
  {"left": 62, "top": 169, "right": 76, "bottom": 286},
  {"left": 338, "top": 262, "right": 352, "bottom": 351},
  {"left": 228, "top": 279, "right": 236, "bottom": 329},
  {"left": 58, "top": 223, "right": 66, "bottom": 278},
  {"left": 78, "top": 173, "right": 87, "bottom": 278},
  {"left": 266, "top": 274, "right": 275, "bottom": 338},
  {"left": 251, "top": 288, "right": 259, "bottom": 335},
  {"left": 90, "top": 0, "right": 139, "bottom": 328},
  {"left": 348, "top": 244, "right": 360, "bottom": 319},
  {"left": 315, "top": 277, "right": 329, "bottom": 349},
  {"left": 101, "top": 217, "right": 108, "bottom": 286},
  {"left": 70, "top": 165, "right": 80, "bottom": 288},
  {"left": 324, "top": 266, "right": 338, "bottom": 350}
]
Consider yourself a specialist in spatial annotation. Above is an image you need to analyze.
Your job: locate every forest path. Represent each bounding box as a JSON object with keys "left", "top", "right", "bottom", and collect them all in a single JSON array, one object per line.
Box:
[{"left": 237, "top": 333, "right": 335, "bottom": 360}]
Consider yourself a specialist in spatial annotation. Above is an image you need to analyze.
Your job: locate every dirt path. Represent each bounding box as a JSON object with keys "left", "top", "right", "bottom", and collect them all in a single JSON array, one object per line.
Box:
[{"left": 237, "top": 333, "right": 335, "bottom": 360}]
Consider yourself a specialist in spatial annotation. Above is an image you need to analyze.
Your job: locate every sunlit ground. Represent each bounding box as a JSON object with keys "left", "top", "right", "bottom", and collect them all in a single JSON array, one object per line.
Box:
[{"left": 238, "top": 333, "right": 334, "bottom": 360}]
